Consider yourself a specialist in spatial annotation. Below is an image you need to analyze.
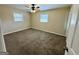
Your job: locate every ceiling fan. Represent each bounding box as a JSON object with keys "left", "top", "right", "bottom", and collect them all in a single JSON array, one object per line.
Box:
[{"left": 25, "top": 4, "right": 40, "bottom": 13}]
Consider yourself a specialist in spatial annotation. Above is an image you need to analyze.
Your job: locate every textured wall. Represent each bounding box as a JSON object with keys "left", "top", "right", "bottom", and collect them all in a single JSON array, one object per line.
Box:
[
  {"left": 0, "top": 5, "right": 31, "bottom": 35},
  {"left": 31, "top": 7, "right": 70, "bottom": 36}
]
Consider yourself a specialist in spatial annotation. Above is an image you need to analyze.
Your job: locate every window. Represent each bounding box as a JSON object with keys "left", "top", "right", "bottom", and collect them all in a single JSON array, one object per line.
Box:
[
  {"left": 13, "top": 12, "right": 23, "bottom": 21},
  {"left": 40, "top": 14, "right": 48, "bottom": 22}
]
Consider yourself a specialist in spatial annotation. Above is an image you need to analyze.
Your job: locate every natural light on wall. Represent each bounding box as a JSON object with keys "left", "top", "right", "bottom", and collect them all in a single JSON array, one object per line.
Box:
[
  {"left": 13, "top": 12, "right": 23, "bottom": 21},
  {"left": 40, "top": 14, "right": 48, "bottom": 22}
]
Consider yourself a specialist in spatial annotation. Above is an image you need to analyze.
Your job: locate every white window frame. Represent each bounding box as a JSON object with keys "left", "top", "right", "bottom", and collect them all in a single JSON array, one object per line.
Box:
[
  {"left": 40, "top": 14, "right": 48, "bottom": 22},
  {"left": 13, "top": 12, "right": 23, "bottom": 22}
]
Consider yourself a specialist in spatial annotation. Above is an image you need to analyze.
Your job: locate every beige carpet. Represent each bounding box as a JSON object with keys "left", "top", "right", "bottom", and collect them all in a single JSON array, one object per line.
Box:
[{"left": 4, "top": 28, "right": 66, "bottom": 55}]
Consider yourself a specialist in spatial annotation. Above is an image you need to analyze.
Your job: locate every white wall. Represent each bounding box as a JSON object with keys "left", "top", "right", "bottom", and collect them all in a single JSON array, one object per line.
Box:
[
  {"left": 0, "top": 5, "right": 70, "bottom": 36},
  {"left": 31, "top": 7, "right": 70, "bottom": 36},
  {"left": 66, "top": 5, "right": 79, "bottom": 49},
  {"left": 66, "top": 5, "right": 79, "bottom": 55},
  {"left": 0, "top": 5, "right": 31, "bottom": 35},
  {"left": 72, "top": 18, "right": 79, "bottom": 54},
  {"left": 0, "top": 19, "right": 6, "bottom": 52},
  {"left": 71, "top": 6, "right": 79, "bottom": 54}
]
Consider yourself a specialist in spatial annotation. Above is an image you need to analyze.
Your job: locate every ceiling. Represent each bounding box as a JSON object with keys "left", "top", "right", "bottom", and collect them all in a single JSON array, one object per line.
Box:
[{"left": 7, "top": 4, "right": 71, "bottom": 12}]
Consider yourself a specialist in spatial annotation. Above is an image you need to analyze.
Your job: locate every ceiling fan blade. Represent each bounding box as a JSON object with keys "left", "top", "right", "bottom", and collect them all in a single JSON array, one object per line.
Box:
[
  {"left": 35, "top": 4, "right": 39, "bottom": 7},
  {"left": 25, "top": 4, "right": 32, "bottom": 8},
  {"left": 32, "top": 4, "right": 35, "bottom": 7},
  {"left": 37, "top": 6, "right": 40, "bottom": 8},
  {"left": 25, "top": 5, "right": 29, "bottom": 8}
]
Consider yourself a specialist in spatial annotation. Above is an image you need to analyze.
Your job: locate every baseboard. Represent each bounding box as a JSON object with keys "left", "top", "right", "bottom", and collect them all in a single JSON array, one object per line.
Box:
[
  {"left": 0, "top": 51, "right": 9, "bottom": 55},
  {"left": 70, "top": 48, "right": 76, "bottom": 55},
  {"left": 4, "top": 27, "right": 66, "bottom": 37},
  {"left": 32, "top": 27, "right": 66, "bottom": 37},
  {"left": 65, "top": 48, "right": 76, "bottom": 55},
  {"left": 3, "top": 27, "right": 31, "bottom": 35}
]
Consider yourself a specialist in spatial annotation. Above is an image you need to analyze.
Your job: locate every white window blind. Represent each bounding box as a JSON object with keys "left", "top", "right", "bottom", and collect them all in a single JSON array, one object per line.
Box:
[
  {"left": 13, "top": 12, "right": 23, "bottom": 21},
  {"left": 40, "top": 14, "right": 48, "bottom": 22}
]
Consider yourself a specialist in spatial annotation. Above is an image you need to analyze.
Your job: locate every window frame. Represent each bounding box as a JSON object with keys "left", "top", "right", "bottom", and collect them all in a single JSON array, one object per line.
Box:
[
  {"left": 40, "top": 14, "right": 48, "bottom": 22},
  {"left": 13, "top": 12, "right": 23, "bottom": 22}
]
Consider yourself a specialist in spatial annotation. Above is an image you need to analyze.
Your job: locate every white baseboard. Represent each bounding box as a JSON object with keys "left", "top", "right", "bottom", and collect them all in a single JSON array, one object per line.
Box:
[
  {"left": 65, "top": 48, "right": 76, "bottom": 55},
  {"left": 32, "top": 27, "right": 66, "bottom": 37},
  {"left": 0, "top": 51, "right": 8, "bottom": 55},
  {"left": 4, "top": 27, "right": 66, "bottom": 37},
  {"left": 3, "top": 26, "right": 66, "bottom": 37},
  {"left": 3, "top": 27, "right": 31, "bottom": 35},
  {"left": 70, "top": 48, "right": 76, "bottom": 55}
]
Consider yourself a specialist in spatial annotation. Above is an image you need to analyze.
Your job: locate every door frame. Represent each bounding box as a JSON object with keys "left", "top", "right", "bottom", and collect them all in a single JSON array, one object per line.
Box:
[{"left": 65, "top": 4, "right": 79, "bottom": 55}]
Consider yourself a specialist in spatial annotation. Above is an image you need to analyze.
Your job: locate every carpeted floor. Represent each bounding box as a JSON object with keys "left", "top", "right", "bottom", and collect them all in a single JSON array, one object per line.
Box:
[{"left": 4, "top": 28, "right": 66, "bottom": 55}]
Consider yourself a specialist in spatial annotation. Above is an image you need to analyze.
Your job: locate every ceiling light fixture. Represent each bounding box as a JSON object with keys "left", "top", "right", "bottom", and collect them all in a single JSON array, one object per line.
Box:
[
  {"left": 31, "top": 10, "right": 36, "bottom": 13},
  {"left": 25, "top": 4, "right": 40, "bottom": 13}
]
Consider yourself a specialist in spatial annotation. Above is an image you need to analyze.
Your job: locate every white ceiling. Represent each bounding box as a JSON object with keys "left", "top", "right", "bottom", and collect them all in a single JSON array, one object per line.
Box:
[{"left": 7, "top": 4, "right": 71, "bottom": 12}]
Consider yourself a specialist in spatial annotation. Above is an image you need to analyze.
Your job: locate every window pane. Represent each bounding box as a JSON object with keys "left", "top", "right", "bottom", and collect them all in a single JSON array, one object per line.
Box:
[
  {"left": 14, "top": 17, "right": 23, "bottom": 21},
  {"left": 14, "top": 12, "right": 23, "bottom": 21},
  {"left": 40, "top": 14, "right": 48, "bottom": 22}
]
